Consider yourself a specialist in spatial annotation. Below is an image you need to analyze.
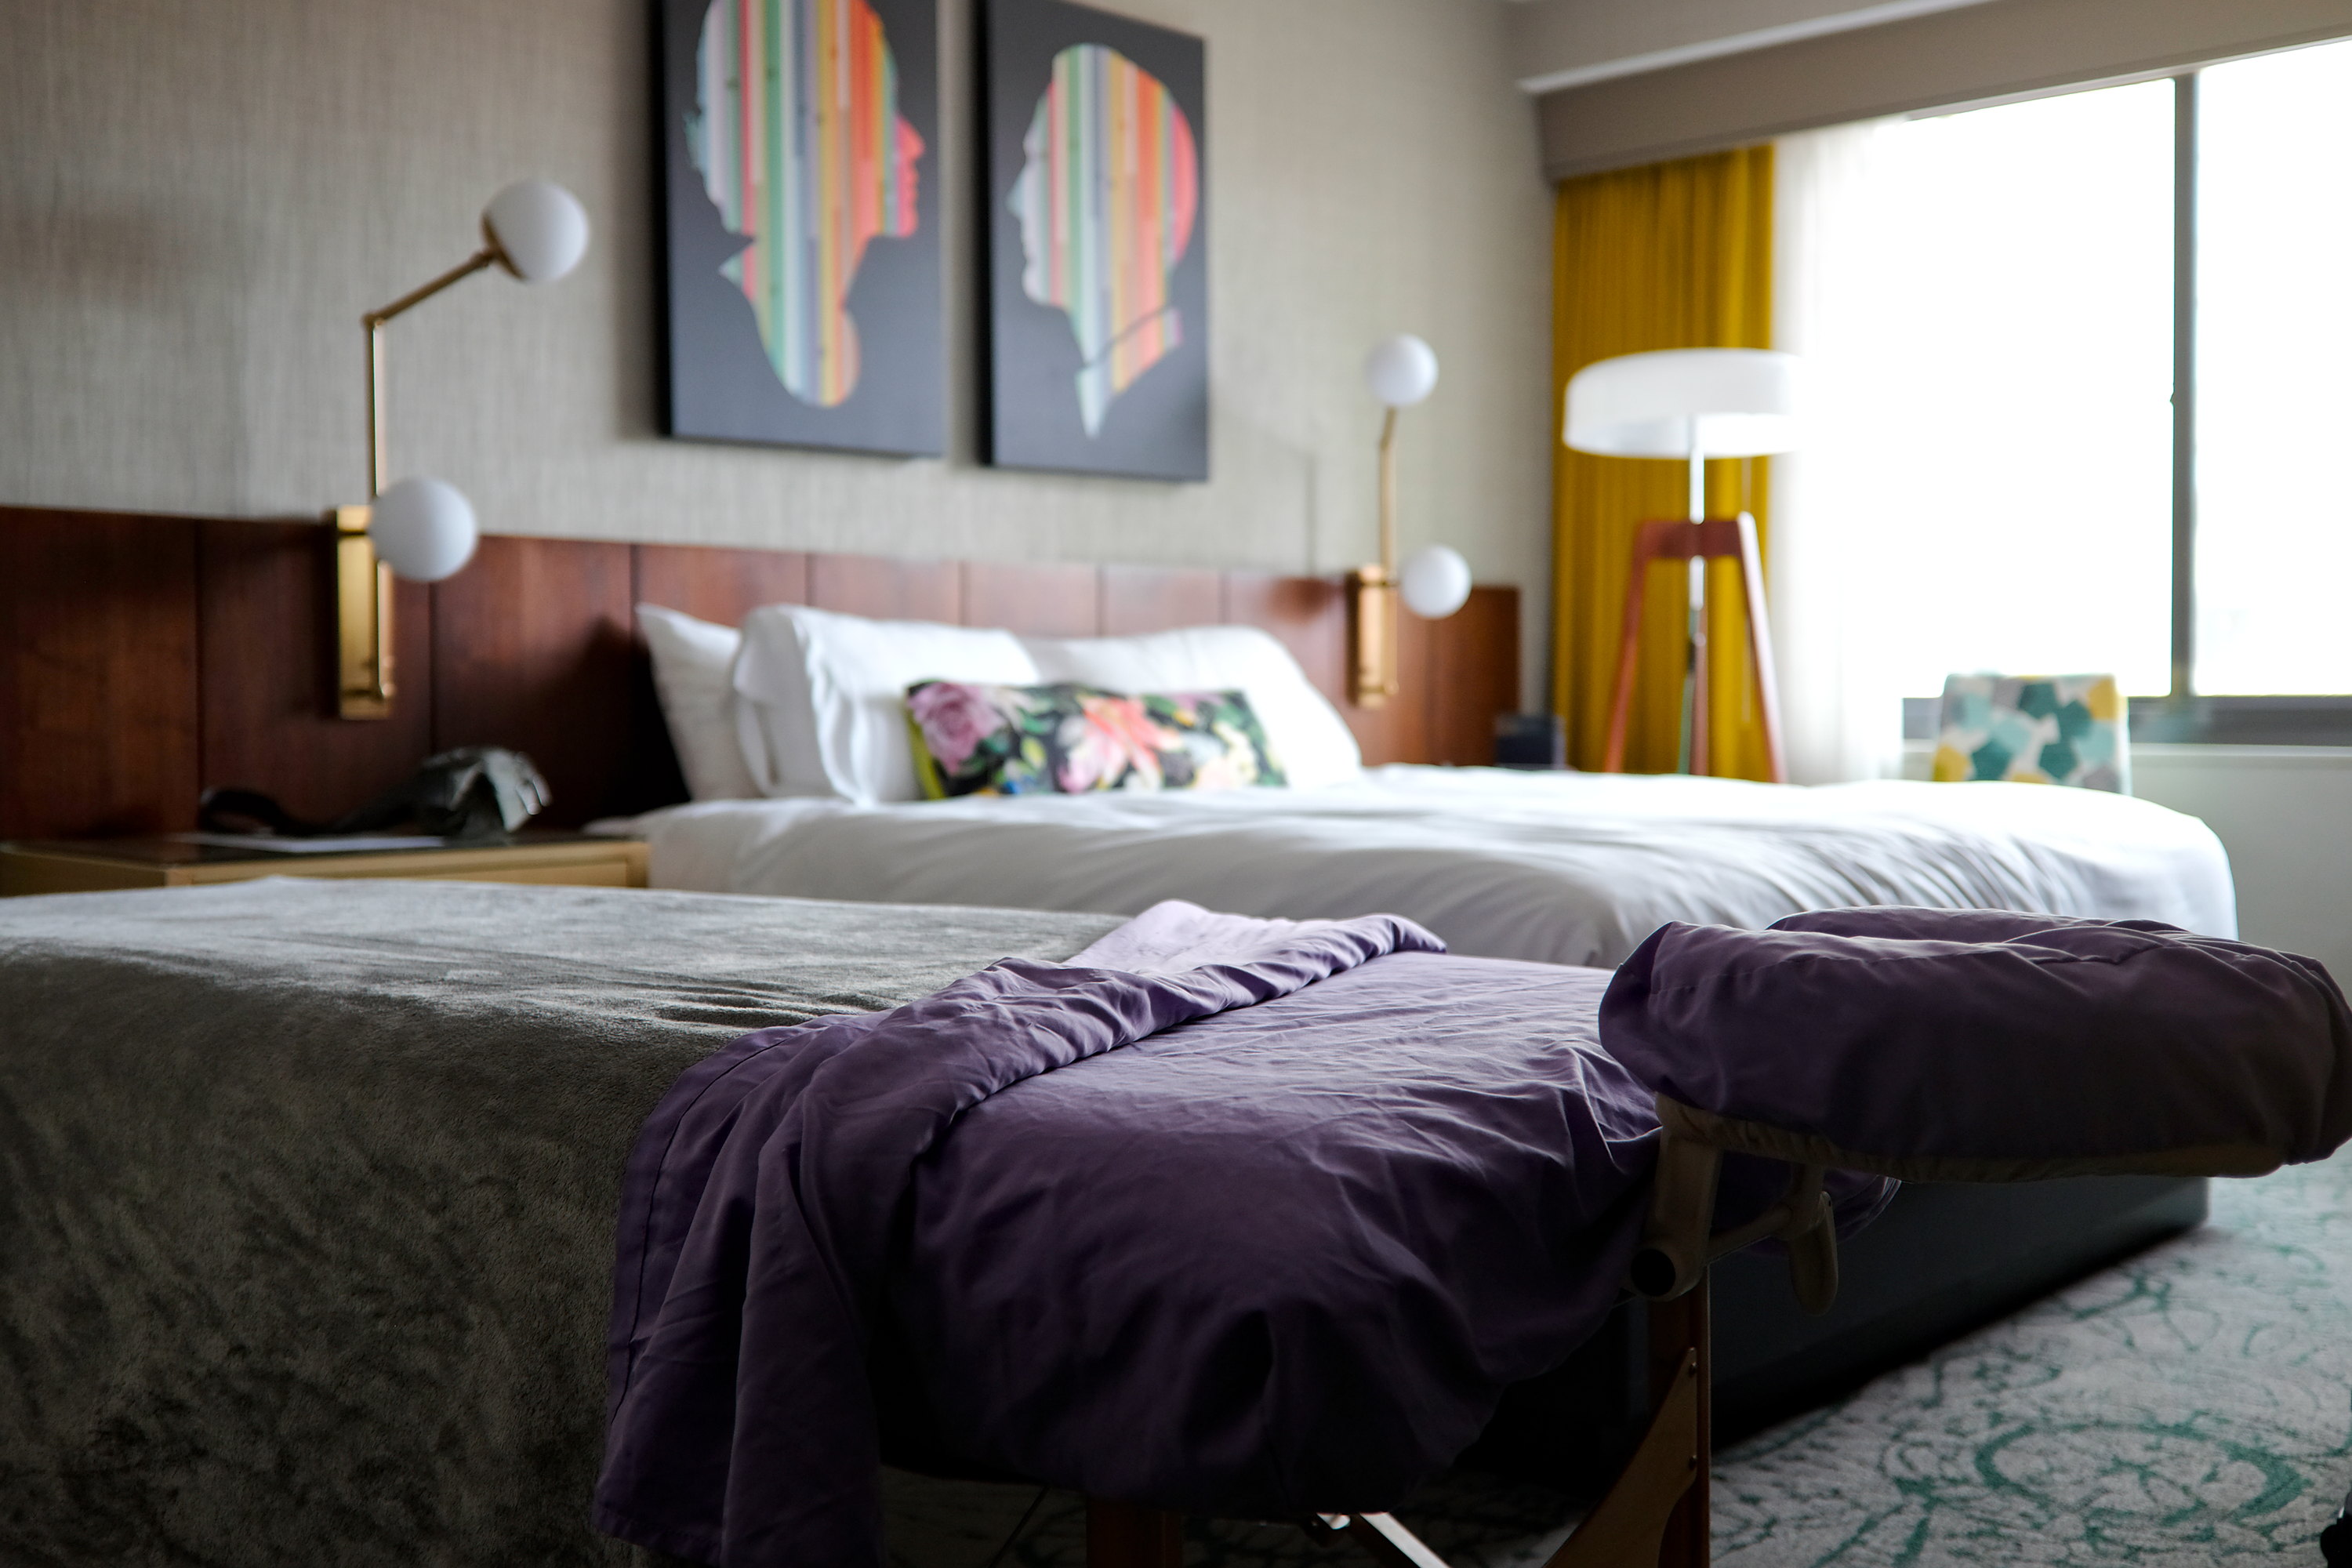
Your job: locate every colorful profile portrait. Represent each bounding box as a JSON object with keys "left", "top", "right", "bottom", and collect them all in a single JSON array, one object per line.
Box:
[
  {"left": 1007, "top": 42, "right": 1199, "bottom": 437},
  {"left": 688, "top": 0, "right": 924, "bottom": 408}
]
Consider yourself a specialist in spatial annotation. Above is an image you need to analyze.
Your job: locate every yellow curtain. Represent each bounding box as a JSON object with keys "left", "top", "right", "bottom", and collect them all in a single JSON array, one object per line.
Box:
[{"left": 1551, "top": 146, "right": 1777, "bottom": 779}]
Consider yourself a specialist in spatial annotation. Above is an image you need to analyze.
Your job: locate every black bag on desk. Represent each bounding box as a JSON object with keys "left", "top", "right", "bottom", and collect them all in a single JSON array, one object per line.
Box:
[{"left": 200, "top": 747, "right": 550, "bottom": 844}]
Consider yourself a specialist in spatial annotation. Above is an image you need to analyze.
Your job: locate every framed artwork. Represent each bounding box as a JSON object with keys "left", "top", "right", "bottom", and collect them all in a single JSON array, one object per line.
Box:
[
  {"left": 981, "top": 0, "right": 1207, "bottom": 481},
  {"left": 658, "top": 0, "right": 943, "bottom": 456}
]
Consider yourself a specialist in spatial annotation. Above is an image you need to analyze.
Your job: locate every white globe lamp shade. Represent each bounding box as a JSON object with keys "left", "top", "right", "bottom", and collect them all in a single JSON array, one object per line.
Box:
[
  {"left": 1365, "top": 334, "right": 1439, "bottom": 408},
  {"left": 1399, "top": 544, "right": 1472, "bottom": 619},
  {"left": 370, "top": 477, "right": 478, "bottom": 583},
  {"left": 1563, "top": 347, "right": 1802, "bottom": 459},
  {"left": 484, "top": 180, "right": 590, "bottom": 284}
]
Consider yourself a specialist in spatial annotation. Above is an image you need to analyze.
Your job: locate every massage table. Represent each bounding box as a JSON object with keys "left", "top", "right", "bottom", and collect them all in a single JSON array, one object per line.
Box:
[{"left": 595, "top": 903, "right": 2350, "bottom": 1568}]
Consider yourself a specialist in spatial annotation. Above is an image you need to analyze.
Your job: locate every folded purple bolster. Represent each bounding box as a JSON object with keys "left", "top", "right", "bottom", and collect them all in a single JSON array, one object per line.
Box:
[{"left": 1600, "top": 908, "right": 2352, "bottom": 1167}]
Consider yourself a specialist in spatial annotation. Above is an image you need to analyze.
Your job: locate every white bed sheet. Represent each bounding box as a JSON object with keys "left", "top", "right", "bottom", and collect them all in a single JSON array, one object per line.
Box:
[{"left": 616, "top": 765, "right": 2235, "bottom": 968}]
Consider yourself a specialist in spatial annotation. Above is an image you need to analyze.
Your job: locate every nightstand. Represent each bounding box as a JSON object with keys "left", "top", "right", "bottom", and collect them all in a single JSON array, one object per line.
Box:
[{"left": 0, "top": 832, "right": 649, "bottom": 897}]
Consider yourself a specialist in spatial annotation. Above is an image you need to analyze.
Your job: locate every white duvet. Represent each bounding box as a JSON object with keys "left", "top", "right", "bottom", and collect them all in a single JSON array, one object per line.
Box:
[{"left": 617, "top": 765, "right": 2235, "bottom": 969}]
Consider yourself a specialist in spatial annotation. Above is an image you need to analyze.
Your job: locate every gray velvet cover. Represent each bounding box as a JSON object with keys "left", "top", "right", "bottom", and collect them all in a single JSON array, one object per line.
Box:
[{"left": 0, "top": 877, "right": 1120, "bottom": 1568}]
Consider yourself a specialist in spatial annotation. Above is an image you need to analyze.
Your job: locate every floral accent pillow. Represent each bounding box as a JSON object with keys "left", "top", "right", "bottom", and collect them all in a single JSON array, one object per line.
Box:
[{"left": 905, "top": 681, "right": 1287, "bottom": 798}]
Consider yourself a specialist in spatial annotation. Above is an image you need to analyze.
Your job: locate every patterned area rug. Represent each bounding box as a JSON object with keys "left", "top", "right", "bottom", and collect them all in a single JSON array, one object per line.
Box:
[{"left": 884, "top": 1148, "right": 2352, "bottom": 1566}]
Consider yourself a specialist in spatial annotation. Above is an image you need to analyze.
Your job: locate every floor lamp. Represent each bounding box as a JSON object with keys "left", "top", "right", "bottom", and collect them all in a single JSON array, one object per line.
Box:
[{"left": 1563, "top": 348, "right": 1802, "bottom": 775}]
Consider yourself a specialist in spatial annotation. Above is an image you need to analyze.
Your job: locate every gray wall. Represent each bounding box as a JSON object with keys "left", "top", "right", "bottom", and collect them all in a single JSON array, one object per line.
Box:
[{"left": 0, "top": 0, "right": 1555, "bottom": 699}]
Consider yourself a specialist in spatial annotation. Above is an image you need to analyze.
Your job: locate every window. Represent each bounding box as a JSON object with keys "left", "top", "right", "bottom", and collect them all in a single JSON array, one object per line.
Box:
[
  {"left": 1817, "top": 39, "right": 2352, "bottom": 739},
  {"left": 2195, "top": 44, "right": 2352, "bottom": 697},
  {"left": 1828, "top": 83, "right": 2176, "bottom": 702}
]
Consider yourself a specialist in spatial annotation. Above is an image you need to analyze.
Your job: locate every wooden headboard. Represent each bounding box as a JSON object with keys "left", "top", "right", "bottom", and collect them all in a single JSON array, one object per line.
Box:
[{"left": 0, "top": 505, "right": 1520, "bottom": 838}]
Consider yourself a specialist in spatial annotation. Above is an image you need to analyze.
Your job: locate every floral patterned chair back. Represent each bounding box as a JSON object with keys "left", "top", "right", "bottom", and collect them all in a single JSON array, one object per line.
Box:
[{"left": 1933, "top": 674, "right": 2129, "bottom": 793}]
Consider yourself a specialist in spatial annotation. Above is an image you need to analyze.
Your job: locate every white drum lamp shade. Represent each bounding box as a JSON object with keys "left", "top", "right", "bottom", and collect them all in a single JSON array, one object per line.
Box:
[
  {"left": 1400, "top": 544, "right": 1472, "bottom": 619},
  {"left": 1563, "top": 348, "right": 1802, "bottom": 459},
  {"left": 368, "top": 477, "right": 478, "bottom": 583},
  {"left": 1365, "top": 334, "right": 1440, "bottom": 408},
  {"left": 485, "top": 180, "right": 591, "bottom": 284}
]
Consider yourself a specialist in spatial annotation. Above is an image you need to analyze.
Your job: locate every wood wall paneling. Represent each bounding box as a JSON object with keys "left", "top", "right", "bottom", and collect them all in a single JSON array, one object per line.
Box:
[
  {"left": 962, "top": 561, "right": 1102, "bottom": 637},
  {"left": 1102, "top": 566, "right": 1223, "bottom": 635},
  {"left": 1216, "top": 570, "right": 1457, "bottom": 769},
  {"left": 2, "top": 505, "right": 1523, "bottom": 843},
  {"left": 1430, "top": 586, "right": 1520, "bottom": 767},
  {"left": 0, "top": 510, "right": 201, "bottom": 838},
  {"left": 431, "top": 536, "right": 635, "bottom": 827},
  {"left": 1220, "top": 572, "right": 1348, "bottom": 712},
  {"left": 807, "top": 554, "right": 962, "bottom": 623},
  {"left": 624, "top": 544, "right": 813, "bottom": 812},
  {"left": 198, "top": 517, "right": 434, "bottom": 822},
  {"left": 631, "top": 544, "right": 809, "bottom": 627}
]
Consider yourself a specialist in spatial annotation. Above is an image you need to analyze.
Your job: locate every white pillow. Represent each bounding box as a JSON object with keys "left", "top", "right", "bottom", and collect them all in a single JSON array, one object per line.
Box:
[
  {"left": 637, "top": 604, "right": 760, "bottom": 801},
  {"left": 735, "top": 604, "right": 1041, "bottom": 804},
  {"left": 1020, "top": 626, "right": 1363, "bottom": 789}
]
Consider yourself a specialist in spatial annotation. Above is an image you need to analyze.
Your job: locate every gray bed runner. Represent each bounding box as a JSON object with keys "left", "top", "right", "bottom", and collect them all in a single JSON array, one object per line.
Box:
[{"left": 0, "top": 877, "right": 1120, "bottom": 1568}]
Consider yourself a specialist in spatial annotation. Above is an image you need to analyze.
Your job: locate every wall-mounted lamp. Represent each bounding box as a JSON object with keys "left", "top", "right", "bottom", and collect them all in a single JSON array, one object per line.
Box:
[
  {"left": 1350, "top": 334, "right": 1471, "bottom": 707},
  {"left": 330, "top": 180, "right": 590, "bottom": 719}
]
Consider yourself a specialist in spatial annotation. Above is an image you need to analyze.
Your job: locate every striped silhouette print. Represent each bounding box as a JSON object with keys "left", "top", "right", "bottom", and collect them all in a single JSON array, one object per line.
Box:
[
  {"left": 1009, "top": 43, "right": 1199, "bottom": 436},
  {"left": 689, "top": 0, "right": 924, "bottom": 407}
]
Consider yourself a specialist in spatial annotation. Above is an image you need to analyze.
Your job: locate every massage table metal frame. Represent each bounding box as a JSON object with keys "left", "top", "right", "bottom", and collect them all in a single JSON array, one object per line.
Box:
[{"left": 1072, "top": 1095, "right": 2281, "bottom": 1568}]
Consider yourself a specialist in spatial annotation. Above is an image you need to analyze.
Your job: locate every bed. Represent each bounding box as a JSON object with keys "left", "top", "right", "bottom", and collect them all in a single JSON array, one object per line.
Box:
[
  {"left": 618, "top": 598, "right": 2234, "bottom": 971},
  {"left": 618, "top": 763, "right": 2234, "bottom": 969},
  {"left": 0, "top": 878, "right": 1123, "bottom": 1567},
  {"left": 10, "top": 877, "right": 2331, "bottom": 1568}
]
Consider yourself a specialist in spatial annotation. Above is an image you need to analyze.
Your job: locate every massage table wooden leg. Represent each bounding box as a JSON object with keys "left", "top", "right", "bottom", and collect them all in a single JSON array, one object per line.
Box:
[
  {"left": 1648, "top": 1287, "right": 1711, "bottom": 1568},
  {"left": 1085, "top": 1495, "right": 1183, "bottom": 1568},
  {"left": 1541, "top": 1283, "right": 1711, "bottom": 1568}
]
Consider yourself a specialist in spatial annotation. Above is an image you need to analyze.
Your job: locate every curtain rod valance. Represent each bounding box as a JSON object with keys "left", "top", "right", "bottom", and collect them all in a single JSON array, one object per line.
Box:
[{"left": 1537, "top": 0, "right": 2352, "bottom": 180}]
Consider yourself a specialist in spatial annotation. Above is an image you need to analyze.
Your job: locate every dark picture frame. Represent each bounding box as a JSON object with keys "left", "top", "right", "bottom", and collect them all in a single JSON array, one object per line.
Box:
[
  {"left": 981, "top": 0, "right": 1208, "bottom": 481},
  {"left": 658, "top": 0, "right": 944, "bottom": 456}
]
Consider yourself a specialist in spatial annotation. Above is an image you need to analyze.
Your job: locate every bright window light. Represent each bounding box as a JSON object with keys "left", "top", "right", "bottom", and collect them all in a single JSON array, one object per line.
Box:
[
  {"left": 2194, "top": 40, "right": 2352, "bottom": 695},
  {"left": 1830, "top": 83, "right": 2176, "bottom": 697}
]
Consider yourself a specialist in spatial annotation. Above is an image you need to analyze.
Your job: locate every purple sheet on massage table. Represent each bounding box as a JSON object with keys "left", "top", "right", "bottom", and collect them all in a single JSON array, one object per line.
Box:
[{"left": 591, "top": 902, "right": 1878, "bottom": 1567}]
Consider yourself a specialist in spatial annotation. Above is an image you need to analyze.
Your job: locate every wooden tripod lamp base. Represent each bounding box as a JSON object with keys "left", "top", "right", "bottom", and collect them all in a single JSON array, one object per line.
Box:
[{"left": 1602, "top": 514, "right": 1788, "bottom": 782}]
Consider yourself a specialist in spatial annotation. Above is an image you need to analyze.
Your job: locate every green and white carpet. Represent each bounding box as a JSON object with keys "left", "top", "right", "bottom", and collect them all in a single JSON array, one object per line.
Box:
[{"left": 886, "top": 1147, "right": 2352, "bottom": 1566}]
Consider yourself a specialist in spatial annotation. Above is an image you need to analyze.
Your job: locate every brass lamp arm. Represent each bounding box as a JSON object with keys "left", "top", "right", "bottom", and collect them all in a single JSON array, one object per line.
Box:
[
  {"left": 363, "top": 237, "right": 506, "bottom": 497},
  {"left": 365, "top": 243, "right": 503, "bottom": 331},
  {"left": 1376, "top": 405, "right": 1399, "bottom": 579}
]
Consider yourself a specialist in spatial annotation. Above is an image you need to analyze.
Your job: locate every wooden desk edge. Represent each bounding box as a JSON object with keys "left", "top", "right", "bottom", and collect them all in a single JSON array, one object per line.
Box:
[{"left": 0, "top": 839, "right": 650, "bottom": 896}]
